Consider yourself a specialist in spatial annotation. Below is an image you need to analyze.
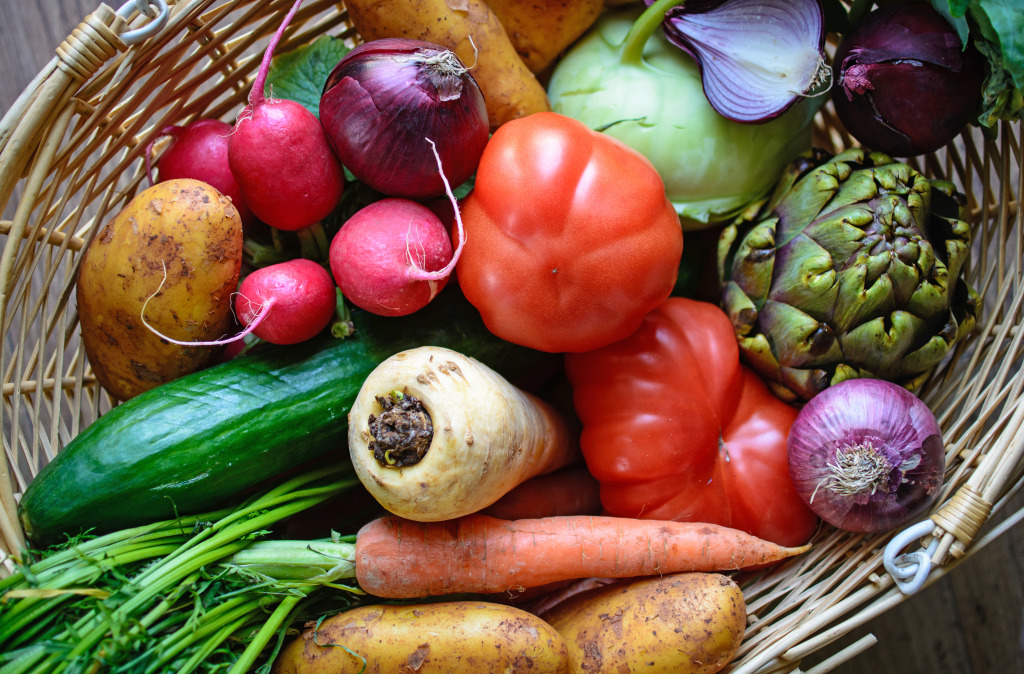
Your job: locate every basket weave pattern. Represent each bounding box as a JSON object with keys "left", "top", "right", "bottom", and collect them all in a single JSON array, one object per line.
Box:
[{"left": 0, "top": 1, "right": 1021, "bottom": 671}]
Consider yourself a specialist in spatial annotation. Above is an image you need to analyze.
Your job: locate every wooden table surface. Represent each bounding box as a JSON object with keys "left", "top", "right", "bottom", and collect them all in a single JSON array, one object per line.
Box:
[{"left": 2, "top": 2, "right": 1022, "bottom": 672}]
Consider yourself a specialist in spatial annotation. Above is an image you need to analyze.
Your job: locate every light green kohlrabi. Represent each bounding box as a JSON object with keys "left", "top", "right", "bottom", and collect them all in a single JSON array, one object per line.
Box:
[{"left": 547, "top": 3, "right": 821, "bottom": 230}]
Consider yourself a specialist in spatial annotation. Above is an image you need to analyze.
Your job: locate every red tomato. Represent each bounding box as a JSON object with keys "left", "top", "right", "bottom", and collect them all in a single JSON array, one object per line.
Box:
[
  {"left": 565, "top": 297, "right": 819, "bottom": 547},
  {"left": 456, "top": 112, "right": 683, "bottom": 353}
]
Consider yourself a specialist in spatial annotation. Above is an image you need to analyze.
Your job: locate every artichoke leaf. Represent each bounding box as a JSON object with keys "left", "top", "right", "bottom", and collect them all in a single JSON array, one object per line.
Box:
[
  {"left": 952, "top": 283, "right": 982, "bottom": 342},
  {"left": 764, "top": 148, "right": 834, "bottom": 210},
  {"left": 881, "top": 252, "right": 923, "bottom": 308},
  {"left": 767, "top": 234, "right": 837, "bottom": 320},
  {"left": 737, "top": 332, "right": 784, "bottom": 383},
  {"left": 716, "top": 148, "right": 979, "bottom": 402},
  {"left": 888, "top": 330, "right": 957, "bottom": 381},
  {"left": 833, "top": 265, "right": 895, "bottom": 334},
  {"left": 778, "top": 365, "right": 831, "bottom": 403},
  {"left": 800, "top": 202, "right": 875, "bottom": 263},
  {"left": 838, "top": 310, "right": 925, "bottom": 372},
  {"left": 943, "top": 235, "right": 972, "bottom": 286},
  {"left": 827, "top": 166, "right": 883, "bottom": 214},
  {"left": 717, "top": 216, "right": 740, "bottom": 283},
  {"left": 727, "top": 217, "right": 779, "bottom": 307},
  {"left": 860, "top": 154, "right": 926, "bottom": 199},
  {"left": 721, "top": 281, "right": 760, "bottom": 337},
  {"left": 773, "top": 160, "right": 850, "bottom": 246},
  {"left": 905, "top": 267, "right": 953, "bottom": 321},
  {"left": 829, "top": 363, "right": 866, "bottom": 389},
  {"left": 758, "top": 300, "right": 843, "bottom": 367},
  {"left": 928, "top": 183, "right": 972, "bottom": 281}
]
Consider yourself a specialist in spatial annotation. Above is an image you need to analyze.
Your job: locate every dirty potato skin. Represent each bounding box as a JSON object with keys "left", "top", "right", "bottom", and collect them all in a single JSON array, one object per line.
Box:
[
  {"left": 76, "top": 178, "right": 243, "bottom": 401},
  {"left": 541, "top": 573, "right": 746, "bottom": 674},
  {"left": 271, "top": 601, "right": 571, "bottom": 673}
]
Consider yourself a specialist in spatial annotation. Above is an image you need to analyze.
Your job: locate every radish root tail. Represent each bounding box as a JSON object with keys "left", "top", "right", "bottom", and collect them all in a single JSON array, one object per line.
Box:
[
  {"left": 140, "top": 260, "right": 272, "bottom": 347},
  {"left": 405, "top": 137, "right": 466, "bottom": 282}
]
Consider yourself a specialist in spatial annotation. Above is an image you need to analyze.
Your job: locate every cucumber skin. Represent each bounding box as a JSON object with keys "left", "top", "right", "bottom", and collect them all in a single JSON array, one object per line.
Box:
[{"left": 20, "top": 290, "right": 552, "bottom": 544}]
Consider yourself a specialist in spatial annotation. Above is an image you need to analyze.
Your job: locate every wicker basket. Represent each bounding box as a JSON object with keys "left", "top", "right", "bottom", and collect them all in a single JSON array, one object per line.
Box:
[{"left": 1, "top": 1, "right": 1021, "bottom": 671}]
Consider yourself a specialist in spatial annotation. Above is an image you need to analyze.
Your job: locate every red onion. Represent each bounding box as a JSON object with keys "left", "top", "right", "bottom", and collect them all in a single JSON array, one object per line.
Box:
[
  {"left": 787, "top": 379, "right": 945, "bottom": 534},
  {"left": 646, "top": 0, "right": 829, "bottom": 122},
  {"left": 319, "top": 38, "right": 489, "bottom": 199},
  {"left": 832, "top": 1, "right": 986, "bottom": 157}
]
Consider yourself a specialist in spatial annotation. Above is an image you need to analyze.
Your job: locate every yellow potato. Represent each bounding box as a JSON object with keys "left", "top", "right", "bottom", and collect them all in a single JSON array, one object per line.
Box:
[
  {"left": 271, "top": 601, "right": 570, "bottom": 673},
  {"left": 542, "top": 572, "right": 746, "bottom": 674},
  {"left": 485, "top": 0, "right": 605, "bottom": 74},
  {"left": 343, "top": 0, "right": 550, "bottom": 128},
  {"left": 76, "top": 178, "right": 243, "bottom": 401}
]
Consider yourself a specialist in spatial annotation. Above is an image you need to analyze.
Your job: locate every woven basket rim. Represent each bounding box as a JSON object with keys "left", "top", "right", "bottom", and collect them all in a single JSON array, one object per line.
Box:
[{"left": 1, "top": 2, "right": 1022, "bottom": 672}]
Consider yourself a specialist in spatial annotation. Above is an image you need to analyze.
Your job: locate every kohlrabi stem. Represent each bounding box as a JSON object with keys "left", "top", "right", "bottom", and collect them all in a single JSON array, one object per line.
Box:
[
  {"left": 620, "top": 0, "right": 683, "bottom": 66},
  {"left": 249, "top": 0, "right": 305, "bottom": 108}
]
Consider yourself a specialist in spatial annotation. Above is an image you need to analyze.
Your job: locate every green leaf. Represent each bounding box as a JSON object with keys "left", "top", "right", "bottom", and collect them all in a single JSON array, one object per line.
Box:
[
  {"left": 265, "top": 35, "right": 350, "bottom": 117},
  {"left": 932, "top": 1, "right": 970, "bottom": 46},
  {"left": 947, "top": 0, "right": 971, "bottom": 17},
  {"left": 964, "top": 0, "right": 1024, "bottom": 124},
  {"left": 975, "top": 0, "right": 1024, "bottom": 90}
]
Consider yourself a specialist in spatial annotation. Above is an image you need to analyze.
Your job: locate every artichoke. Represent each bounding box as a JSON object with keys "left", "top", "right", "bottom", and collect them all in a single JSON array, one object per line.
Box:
[{"left": 717, "top": 148, "right": 980, "bottom": 403}]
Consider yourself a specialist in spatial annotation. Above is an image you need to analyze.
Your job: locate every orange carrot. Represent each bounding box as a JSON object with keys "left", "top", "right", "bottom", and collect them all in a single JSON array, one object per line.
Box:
[
  {"left": 480, "top": 464, "right": 602, "bottom": 520},
  {"left": 354, "top": 514, "right": 809, "bottom": 598}
]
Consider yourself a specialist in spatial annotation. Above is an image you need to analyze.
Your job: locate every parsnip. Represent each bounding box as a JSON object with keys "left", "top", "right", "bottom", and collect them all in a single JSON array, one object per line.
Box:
[{"left": 348, "top": 345, "right": 576, "bottom": 521}]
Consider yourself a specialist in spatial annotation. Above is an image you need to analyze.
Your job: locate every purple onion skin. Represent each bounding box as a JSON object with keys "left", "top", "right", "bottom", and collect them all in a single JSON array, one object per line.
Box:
[
  {"left": 788, "top": 379, "right": 945, "bottom": 534},
  {"left": 832, "top": 1, "right": 985, "bottom": 157},
  {"left": 319, "top": 38, "right": 489, "bottom": 199}
]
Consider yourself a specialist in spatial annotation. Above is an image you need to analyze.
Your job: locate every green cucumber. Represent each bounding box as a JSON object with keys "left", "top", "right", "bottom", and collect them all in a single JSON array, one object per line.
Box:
[{"left": 20, "top": 289, "right": 553, "bottom": 544}]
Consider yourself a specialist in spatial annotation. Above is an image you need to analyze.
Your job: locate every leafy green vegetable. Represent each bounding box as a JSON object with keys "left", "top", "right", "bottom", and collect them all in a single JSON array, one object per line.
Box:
[
  {"left": 974, "top": 0, "right": 1023, "bottom": 88},
  {"left": 936, "top": 0, "right": 1024, "bottom": 125},
  {"left": 0, "top": 465, "right": 364, "bottom": 674},
  {"left": 265, "top": 35, "right": 350, "bottom": 117},
  {"left": 932, "top": 0, "right": 970, "bottom": 45}
]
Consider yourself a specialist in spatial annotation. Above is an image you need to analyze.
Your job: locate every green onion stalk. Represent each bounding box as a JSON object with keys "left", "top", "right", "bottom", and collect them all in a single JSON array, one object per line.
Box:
[{"left": 0, "top": 464, "right": 366, "bottom": 674}]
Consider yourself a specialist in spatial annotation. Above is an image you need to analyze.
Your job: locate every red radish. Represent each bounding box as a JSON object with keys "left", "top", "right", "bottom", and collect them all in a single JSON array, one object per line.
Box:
[
  {"left": 330, "top": 198, "right": 452, "bottom": 316},
  {"left": 228, "top": 0, "right": 344, "bottom": 231},
  {"left": 236, "top": 259, "right": 337, "bottom": 345},
  {"left": 148, "top": 119, "right": 255, "bottom": 226},
  {"left": 329, "top": 139, "right": 466, "bottom": 316},
  {"left": 142, "top": 258, "right": 335, "bottom": 348}
]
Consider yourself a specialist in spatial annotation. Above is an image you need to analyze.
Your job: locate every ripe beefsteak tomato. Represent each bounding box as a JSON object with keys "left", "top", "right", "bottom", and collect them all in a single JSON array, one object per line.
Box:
[
  {"left": 456, "top": 112, "right": 684, "bottom": 353},
  {"left": 565, "top": 297, "right": 819, "bottom": 547}
]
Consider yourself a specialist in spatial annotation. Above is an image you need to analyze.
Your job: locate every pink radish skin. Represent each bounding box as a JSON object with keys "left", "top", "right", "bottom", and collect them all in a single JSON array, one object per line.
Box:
[
  {"left": 236, "top": 259, "right": 337, "bottom": 345},
  {"left": 227, "top": 0, "right": 344, "bottom": 232},
  {"left": 151, "top": 119, "right": 254, "bottom": 226},
  {"left": 330, "top": 198, "right": 455, "bottom": 317}
]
